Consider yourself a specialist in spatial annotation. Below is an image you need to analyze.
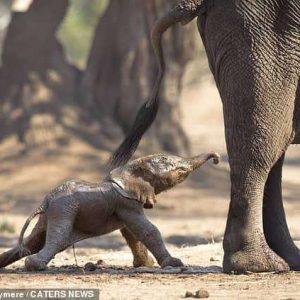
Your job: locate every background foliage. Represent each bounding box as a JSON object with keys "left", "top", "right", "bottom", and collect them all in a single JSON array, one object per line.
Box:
[{"left": 58, "top": 0, "right": 109, "bottom": 68}]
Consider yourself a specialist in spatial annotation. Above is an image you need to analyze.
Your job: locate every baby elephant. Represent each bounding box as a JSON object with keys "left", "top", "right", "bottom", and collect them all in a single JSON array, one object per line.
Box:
[{"left": 0, "top": 152, "right": 219, "bottom": 271}]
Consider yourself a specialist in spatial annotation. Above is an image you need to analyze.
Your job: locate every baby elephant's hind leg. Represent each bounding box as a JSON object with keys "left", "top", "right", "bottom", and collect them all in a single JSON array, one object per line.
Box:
[
  {"left": 25, "top": 203, "right": 76, "bottom": 271},
  {"left": 25, "top": 221, "right": 73, "bottom": 271},
  {"left": 0, "top": 216, "right": 46, "bottom": 268},
  {"left": 121, "top": 227, "right": 154, "bottom": 267}
]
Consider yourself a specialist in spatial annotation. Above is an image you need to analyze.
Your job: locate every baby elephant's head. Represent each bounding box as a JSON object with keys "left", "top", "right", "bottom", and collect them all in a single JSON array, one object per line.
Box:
[
  {"left": 134, "top": 152, "right": 220, "bottom": 194},
  {"left": 109, "top": 152, "right": 220, "bottom": 208}
]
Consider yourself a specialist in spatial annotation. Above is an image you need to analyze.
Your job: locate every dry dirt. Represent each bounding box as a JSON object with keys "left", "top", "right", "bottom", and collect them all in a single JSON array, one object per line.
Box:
[
  {"left": 0, "top": 71, "right": 299, "bottom": 299},
  {"left": 1, "top": 243, "right": 300, "bottom": 300}
]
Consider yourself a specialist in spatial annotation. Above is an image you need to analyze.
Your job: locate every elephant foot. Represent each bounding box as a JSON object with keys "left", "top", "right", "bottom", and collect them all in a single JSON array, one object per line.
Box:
[
  {"left": 223, "top": 245, "right": 289, "bottom": 274},
  {"left": 291, "top": 264, "right": 300, "bottom": 271},
  {"left": 160, "top": 256, "right": 184, "bottom": 268},
  {"left": 133, "top": 255, "right": 155, "bottom": 268},
  {"left": 264, "top": 226, "right": 300, "bottom": 271},
  {"left": 120, "top": 227, "right": 155, "bottom": 268},
  {"left": 131, "top": 242, "right": 155, "bottom": 267},
  {"left": 25, "top": 254, "right": 47, "bottom": 271},
  {"left": 274, "top": 246, "right": 300, "bottom": 271}
]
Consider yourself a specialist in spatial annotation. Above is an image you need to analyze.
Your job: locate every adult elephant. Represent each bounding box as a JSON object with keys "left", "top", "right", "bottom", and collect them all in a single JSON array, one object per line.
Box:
[{"left": 110, "top": 0, "right": 300, "bottom": 273}]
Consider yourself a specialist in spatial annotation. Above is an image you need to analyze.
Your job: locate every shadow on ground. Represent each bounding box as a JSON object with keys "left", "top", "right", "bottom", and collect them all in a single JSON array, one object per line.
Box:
[
  {"left": 0, "top": 265, "right": 223, "bottom": 275},
  {"left": 165, "top": 235, "right": 222, "bottom": 246},
  {"left": 0, "top": 233, "right": 221, "bottom": 249}
]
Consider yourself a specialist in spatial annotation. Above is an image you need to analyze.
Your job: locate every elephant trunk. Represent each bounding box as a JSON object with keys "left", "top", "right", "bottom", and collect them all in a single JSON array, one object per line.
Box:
[{"left": 190, "top": 152, "right": 220, "bottom": 170}]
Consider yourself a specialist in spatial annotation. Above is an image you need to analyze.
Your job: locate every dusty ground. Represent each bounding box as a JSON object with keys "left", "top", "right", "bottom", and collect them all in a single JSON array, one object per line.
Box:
[
  {"left": 0, "top": 70, "right": 299, "bottom": 299},
  {"left": 1, "top": 243, "right": 300, "bottom": 300}
]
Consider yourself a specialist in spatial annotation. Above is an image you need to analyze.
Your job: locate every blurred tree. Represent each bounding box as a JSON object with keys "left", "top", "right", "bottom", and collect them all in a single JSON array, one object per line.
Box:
[
  {"left": 81, "top": 0, "right": 197, "bottom": 155},
  {"left": 0, "top": 0, "right": 198, "bottom": 156},
  {"left": 0, "top": 0, "right": 75, "bottom": 148},
  {"left": 0, "top": 0, "right": 12, "bottom": 63},
  {"left": 58, "top": 0, "right": 108, "bottom": 68}
]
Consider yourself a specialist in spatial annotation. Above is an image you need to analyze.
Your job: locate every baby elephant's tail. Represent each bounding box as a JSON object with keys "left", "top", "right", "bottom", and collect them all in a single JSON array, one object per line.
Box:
[
  {"left": 18, "top": 200, "right": 48, "bottom": 256},
  {"left": 0, "top": 200, "right": 48, "bottom": 268},
  {"left": 0, "top": 227, "right": 46, "bottom": 268}
]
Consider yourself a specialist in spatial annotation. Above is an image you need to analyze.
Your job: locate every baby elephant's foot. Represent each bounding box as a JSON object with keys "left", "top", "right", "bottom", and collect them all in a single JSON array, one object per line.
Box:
[
  {"left": 161, "top": 256, "right": 184, "bottom": 268},
  {"left": 134, "top": 256, "right": 155, "bottom": 268},
  {"left": 25, "top": 254, "right": 47, "bottom": 271}
]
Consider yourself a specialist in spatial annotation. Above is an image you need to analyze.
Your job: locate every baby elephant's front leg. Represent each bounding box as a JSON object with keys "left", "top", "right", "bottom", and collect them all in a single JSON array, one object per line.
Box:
[{"left": 117, "top": 200, "right": 183, "bottom": 268}]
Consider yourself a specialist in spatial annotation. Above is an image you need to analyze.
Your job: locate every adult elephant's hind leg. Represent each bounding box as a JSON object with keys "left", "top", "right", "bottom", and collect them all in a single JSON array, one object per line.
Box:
[
  {"left": 121, "top": 227, "right": 154, "bottom": 267},
  {"left": 223, "top": 161, "right": 289, "bottom": 273},
  {"left": 221, "top": 69, "right": 298, "bottom": 273},
  {"left": 223, "top": 120, "right": 292, "bottom": 273},
  {"left": 263, "top": 154, "right": 300, "bottom": 270}
]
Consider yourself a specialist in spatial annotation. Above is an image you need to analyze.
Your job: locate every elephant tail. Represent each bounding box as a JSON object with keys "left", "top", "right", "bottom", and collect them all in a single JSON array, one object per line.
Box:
[
  {"left": 109, "top": 0, "right": 205, "bottom": 169},
  {"left": 17, "top": 199, "right": 48, "bottom": 256},
  {"left": 0, "top": 200, "right": 48, "bottom": 269}
]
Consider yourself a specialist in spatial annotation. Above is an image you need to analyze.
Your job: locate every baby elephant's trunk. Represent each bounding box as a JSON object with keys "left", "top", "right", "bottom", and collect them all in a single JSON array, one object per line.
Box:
[{"left": 191, "top": 152, "right": 220, "bottom": 170}]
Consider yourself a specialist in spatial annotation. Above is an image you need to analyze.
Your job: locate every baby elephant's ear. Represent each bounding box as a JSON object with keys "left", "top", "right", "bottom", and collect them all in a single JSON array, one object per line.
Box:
[{"left": 109, "top": 168, "right": 156, "bottom": 209}]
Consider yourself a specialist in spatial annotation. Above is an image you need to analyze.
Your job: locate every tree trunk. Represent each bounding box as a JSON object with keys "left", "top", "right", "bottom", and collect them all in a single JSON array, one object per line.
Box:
[
  {"left": 81, "top": 0, "right": 196, "bottom": 155},
  {"left": 0, "top": 0, "right": 76, "bottom": 149}
]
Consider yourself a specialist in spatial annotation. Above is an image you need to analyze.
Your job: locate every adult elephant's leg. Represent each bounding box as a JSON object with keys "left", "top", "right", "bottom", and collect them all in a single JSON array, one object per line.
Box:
[
  {"left": 263, "top": 154, "right": 300, "bottom": 270},
  {"left": 222, "top": 104, "right": 293, "bottom": 273},
  {"left": 223, "top": 154, "right": 289, "bottom": 273},
  {"left": 121, "top": 227, "right": 155, "bottom": 267},
  {"left": 196, "top": 0, "right": 300, "bottom": 273}
]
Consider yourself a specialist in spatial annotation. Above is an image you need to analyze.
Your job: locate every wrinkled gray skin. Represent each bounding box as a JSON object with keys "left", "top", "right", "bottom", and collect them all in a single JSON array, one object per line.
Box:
[
  {"left": 197, "top": 0, "right": 300, "bottom": 274},
  {"left": 0, "top": 152, "right": 219, "bottom": 271},
  {"left": 118, "top": 0, "right": 300, "bottom": 273}
]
